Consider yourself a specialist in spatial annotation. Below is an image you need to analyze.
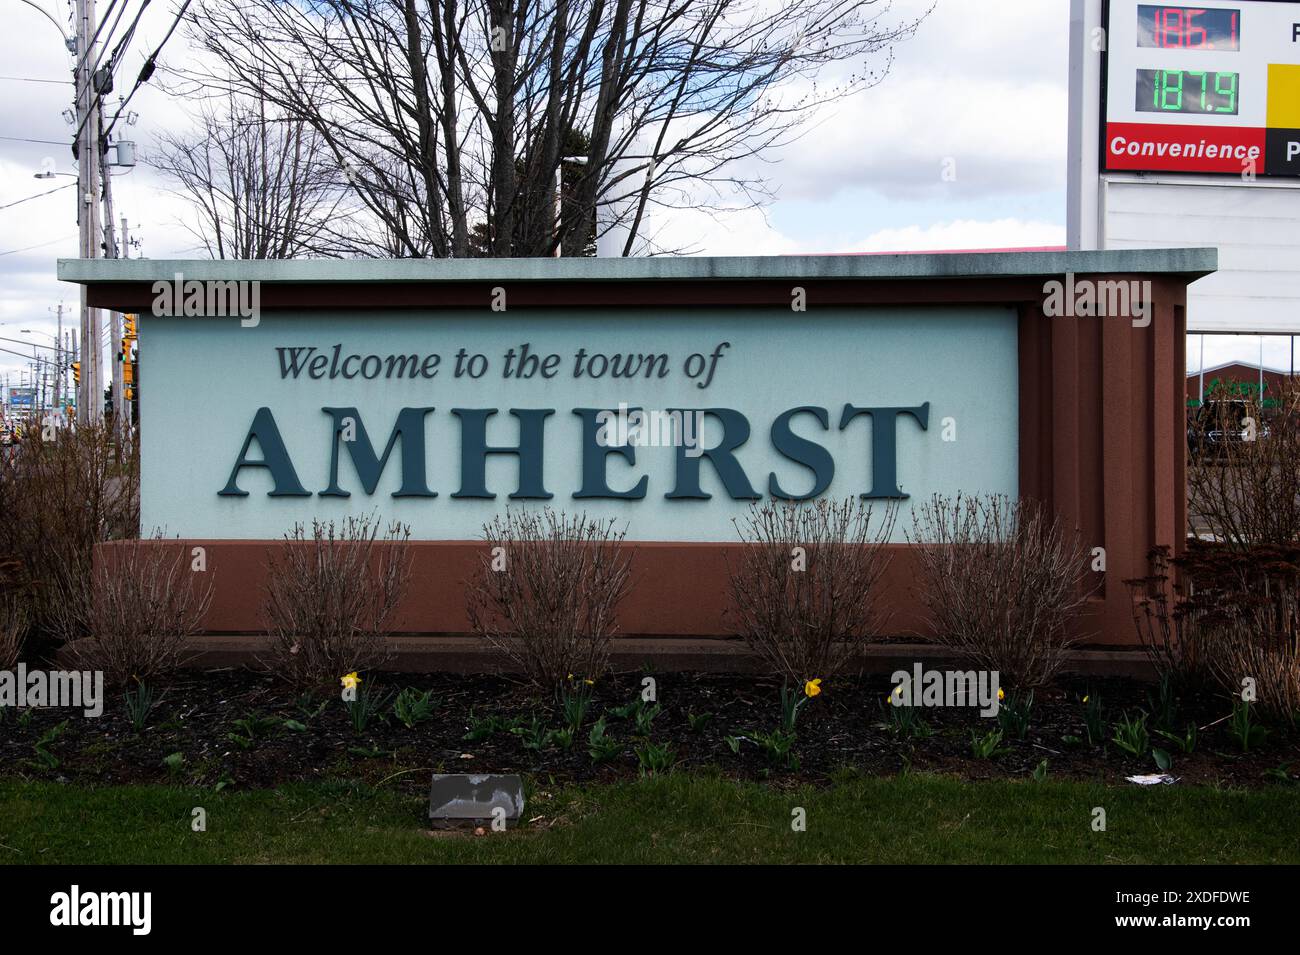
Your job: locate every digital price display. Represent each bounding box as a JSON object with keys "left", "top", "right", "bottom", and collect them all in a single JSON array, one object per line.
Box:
[
  {"left": 1136, "top": 69, "right": 1240, "bottom": 113},
  {"left": 1103, "top": 0, "right": 1300, "bottom": 176},
  {"left": 1137, "top": 5, "right": 1242, "bottom": 50}
]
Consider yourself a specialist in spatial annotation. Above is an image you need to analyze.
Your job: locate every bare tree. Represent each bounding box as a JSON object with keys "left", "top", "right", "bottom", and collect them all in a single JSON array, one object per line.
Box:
[
  {"left": 169, "top": 0, "right": 930, "bottom": 257},
  {"left": 152, "top": 88, "right": 350, "bottom": 258}
]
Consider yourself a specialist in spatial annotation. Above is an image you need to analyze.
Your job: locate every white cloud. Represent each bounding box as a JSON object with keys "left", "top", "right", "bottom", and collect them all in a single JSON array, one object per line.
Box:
[
  {"left": 724, "top": 0, "right": 1069, "bottom": 203},
  {"left": 645, "top": 204, "right": 805, "bottom": 257},
  {"left": 841, "top": 217, "right": 1066, "bottom": 253},
  {"left": 765, "top": 76, "right": 1066, "bottom": 202},
  {"left": 655, "top": 207, "right": 1063, "bottom": 257}
]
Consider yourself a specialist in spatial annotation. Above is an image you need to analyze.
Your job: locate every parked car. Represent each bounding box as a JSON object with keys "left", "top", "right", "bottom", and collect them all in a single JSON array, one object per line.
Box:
[{"left": 1189, "top": 400, "right": 1273, "bottom": 461}]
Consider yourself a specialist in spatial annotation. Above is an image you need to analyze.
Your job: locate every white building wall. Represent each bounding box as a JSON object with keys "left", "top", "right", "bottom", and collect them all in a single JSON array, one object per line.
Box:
[{"left": 1102, "top": 176, "right": 1300, "bottom": 332}]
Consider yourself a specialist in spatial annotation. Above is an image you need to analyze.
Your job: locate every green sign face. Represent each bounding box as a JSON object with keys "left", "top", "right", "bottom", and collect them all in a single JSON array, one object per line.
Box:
[{"left": 141, "top": 307, "right": 1021, "bottom": 541}]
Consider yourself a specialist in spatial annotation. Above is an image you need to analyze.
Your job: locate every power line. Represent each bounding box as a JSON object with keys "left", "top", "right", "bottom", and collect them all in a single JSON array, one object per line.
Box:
[
  {"left": 0, "top": 235, "right": 77, "bottom": 256},
  {"left": 0, "top": 76, "right": 73, "bottom": 85},
  {"left": 104, "top": 0, "right": 190, "bottom": 137},
  {"left": 90, "top": 0, "right": 137, "bottom": 82},
  {"left": 0, "top": 335, "right": 62, "bottom": 354},
  {"left": 0, "top": 182, "right": 75, "bottom": 211},
  {"left": 75, "top": 0, "right": 124, "bottom": 73},
  {"left": 0, "top": 135, "right": 68, "bottom": 145},
  {"left": 72, "top": 0, "right": 149, "bottom": 144},
  {"left": 0, "top": 344, "right": 56, "bottom": 362}
]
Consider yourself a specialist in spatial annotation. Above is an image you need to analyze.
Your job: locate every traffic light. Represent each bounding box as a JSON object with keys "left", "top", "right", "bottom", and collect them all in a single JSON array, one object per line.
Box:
[
  {"left": 71, "top": 361, "right": 81, "bottom": 385},
  {"left": 123, "top": 360, "right": 134, "bottom": 385},
  {"left": 123, "top": 313, "right": 137, "bottom": 340}
]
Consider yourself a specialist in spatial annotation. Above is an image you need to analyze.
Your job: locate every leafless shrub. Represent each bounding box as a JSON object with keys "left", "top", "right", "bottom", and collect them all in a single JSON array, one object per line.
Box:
[
  {"left": 727, "top": 498, "right": 896, "bottom": 684},
  {"left": 262, "top": 516, "right": 411, "bottom": 689},
  {"left": 1129, "top": 542, "right": 1300, "bottom": 717},
  {"left": 909, "top": 494, "right": 1094, "bottom": 688},
  {"left": 1127, "top": 545, "right": 1213, "bottom": 688},
  {"left": 1211, "top": 610, "right": 1300, "bottom": 720},
  {"left": 0, "top": 605, "right": 22, "bottom": 672},
  {"left": 1170, "top": 376, "right": 1300, "bottom": 717},
  {"left": 0, "top": 559, "right": 27, "bottom": 671},
  {"left": 1187, "top": 376, "right": 1300, "bottom": 545},
  {"left": 467, "top": 508, "right": 631, "bottom": 694},
  {"left": 70, "top": 534, "right": 213, "bottom": 686},
  {"left": 0, "top": 422, "right": 139, "bottom": 652}
]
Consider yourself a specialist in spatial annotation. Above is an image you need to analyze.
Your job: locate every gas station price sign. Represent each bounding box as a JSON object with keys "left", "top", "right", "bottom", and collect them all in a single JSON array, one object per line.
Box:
[{"left": 1104, "top": 0, "right": 1300, "bottom": 175}]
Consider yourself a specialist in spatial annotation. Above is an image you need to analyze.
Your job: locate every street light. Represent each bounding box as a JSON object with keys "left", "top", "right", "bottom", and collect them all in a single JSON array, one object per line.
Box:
[{"left": 14, "top": 0, "right": 73, "bottom": 50}]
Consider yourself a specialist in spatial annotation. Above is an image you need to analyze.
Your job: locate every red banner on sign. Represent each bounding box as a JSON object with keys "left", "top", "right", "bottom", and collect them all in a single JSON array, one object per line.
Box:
[{"left": 1105, "top": 122, "right": 1267, "bottom": 174}]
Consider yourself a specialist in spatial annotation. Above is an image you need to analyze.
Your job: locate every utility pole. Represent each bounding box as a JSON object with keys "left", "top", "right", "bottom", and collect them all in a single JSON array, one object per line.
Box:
[
  {"left": 101, "top": 133, "right": 124, "bottom": 435},
  {"left": 119, "top": 216, "right": 133, "bottom": 431},
  {"left": 69, "top": 327, "right": 79, "bottom": 419},
  {"left": 52, "top": 302, "right": 64, "bottom": 408},
  {"left": 74, "top": 0, "right": 104, "bottom": 426}
]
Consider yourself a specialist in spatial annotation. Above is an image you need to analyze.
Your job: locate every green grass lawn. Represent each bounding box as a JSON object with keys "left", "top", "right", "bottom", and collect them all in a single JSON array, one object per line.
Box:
[{"left": 1, "top": 771, "right": 1296, "bottom": 864}]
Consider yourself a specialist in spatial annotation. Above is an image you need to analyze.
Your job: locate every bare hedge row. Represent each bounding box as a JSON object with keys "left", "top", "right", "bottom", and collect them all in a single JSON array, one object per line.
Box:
[
  {"left": 3, "top": 398, "right": 1298, "bottom": 718},
  {"left": 0, "top": 424, "right": 1094, "bottom": 694}
]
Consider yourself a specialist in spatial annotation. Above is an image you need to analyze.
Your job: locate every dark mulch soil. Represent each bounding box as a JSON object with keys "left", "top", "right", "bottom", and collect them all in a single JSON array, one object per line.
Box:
[{"left": 2, "top": 668, "right": 1297, "bottom": 798}]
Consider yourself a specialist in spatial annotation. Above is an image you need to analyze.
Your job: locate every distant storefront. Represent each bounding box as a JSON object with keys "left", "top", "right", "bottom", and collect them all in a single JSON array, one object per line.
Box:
[{"left": 1187, "top": 361, "right": 1294, "bottom": 408}]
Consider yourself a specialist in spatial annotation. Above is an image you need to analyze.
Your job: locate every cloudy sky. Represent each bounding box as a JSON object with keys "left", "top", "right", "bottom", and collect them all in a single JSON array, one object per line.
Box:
[{"left": 2, "top": 0, "right": 1254, "bottom": 389}]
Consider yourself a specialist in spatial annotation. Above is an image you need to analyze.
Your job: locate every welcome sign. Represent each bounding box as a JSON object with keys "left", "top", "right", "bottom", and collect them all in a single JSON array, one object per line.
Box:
[
  {"left": 62, "top": 251, "right": 1208, "bottom": 644},
  {"left": 142, "top": 306, "right": 1019, "bottom": 541}
]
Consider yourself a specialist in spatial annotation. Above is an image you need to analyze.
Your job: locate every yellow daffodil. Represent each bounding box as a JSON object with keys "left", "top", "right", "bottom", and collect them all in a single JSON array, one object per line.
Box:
[
  {"left": 341, "top": 672, "right": 362, "bottom": 690},
  {"left": 997, "top": 687, "right": 1005, "bottom": 701},
  {"left": 804, "top": 678, "right": 822, "bottom": 698},
  {"left": 583, "top": 679, "right": 595, "bottom": 686},
  {"left": 1083, "top": 695, "right": 1090, "bottom": 703}
]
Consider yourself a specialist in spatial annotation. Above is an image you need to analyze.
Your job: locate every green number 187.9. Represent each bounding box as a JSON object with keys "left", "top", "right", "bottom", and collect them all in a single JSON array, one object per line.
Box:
[{"left": 1147, "top": 70, "right": 1238, "bottom": 114}]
